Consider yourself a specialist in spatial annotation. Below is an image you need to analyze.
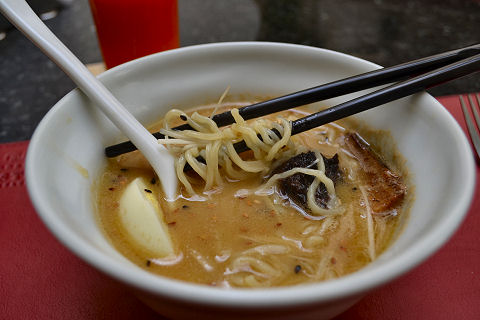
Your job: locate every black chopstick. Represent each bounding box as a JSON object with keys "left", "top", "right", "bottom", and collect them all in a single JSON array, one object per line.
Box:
[
  {"left": 227, "top": 53, "right": 480, "bottom": 156},
  {"left": 105, "top": 43, "right": 480, "bottom": 158},
  {"left": 292, "top": 53, "right": 480, "bottom": 134}
]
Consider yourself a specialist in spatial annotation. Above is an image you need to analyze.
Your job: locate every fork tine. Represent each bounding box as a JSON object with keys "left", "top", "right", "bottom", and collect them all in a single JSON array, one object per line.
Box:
[
  {"left": 460, "top": 95, "right": 480, "bottom": 159},
  {"left": 470, "top": 94, "right": 480, "bottom": 129}
]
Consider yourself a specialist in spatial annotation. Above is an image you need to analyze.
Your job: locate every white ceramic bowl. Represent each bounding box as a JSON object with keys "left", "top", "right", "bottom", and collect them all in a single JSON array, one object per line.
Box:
[{"left": 26, "top": 42, "right": 475, "bottom": 319}]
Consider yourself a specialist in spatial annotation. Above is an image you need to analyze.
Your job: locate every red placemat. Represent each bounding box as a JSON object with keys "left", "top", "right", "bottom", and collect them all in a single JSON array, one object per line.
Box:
[{"left": 1, "top": 95, "right": 479, "bottom": 319}]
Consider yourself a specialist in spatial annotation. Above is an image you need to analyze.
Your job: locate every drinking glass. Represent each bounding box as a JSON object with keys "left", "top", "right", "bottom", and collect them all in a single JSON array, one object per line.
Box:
[{"left": 89, "top": 0, "right": 179, "bottom": 69}]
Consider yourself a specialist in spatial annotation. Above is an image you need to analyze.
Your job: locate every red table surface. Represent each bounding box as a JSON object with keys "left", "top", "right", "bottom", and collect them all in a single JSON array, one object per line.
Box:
[{"left": 1, "top": 94, "right": 479, "bottom": 319}]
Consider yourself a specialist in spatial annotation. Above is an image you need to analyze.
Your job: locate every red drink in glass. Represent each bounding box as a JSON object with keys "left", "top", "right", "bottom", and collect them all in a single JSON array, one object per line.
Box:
[{"left": 89, "top": 0, "right": 179, "bottom": 69}]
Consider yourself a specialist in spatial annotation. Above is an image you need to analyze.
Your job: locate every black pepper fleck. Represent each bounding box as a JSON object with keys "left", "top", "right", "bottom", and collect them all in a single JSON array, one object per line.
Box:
[
  {"left": 144, "top": 189, "right": 152, "bottom": 193},
  {"left": 108, "top": 187, "right": 115, "bottom": 191},
  {"left": 182, "top": 205, "right": 189, "bottom": 209},
  {"left": 180, "top": 115, "right": 187, "bottom": 121},
  {"left": 352, "top": 187, "right": 357, "bottom": 191},
  {"left": 146, "top": 260, "right": 151, "bottom": 267},
  {"left": 120, "top": 168, "right": 128, "bottom": 172},
  {"left": 150, "top": 177, "right": 156, "bottom": 185},
  {"left": 294, "top": 265, "right": 302, "bottom": 274}
]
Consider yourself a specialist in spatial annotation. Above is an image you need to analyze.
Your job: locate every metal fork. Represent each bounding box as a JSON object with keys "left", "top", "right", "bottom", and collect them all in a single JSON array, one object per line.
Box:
[{"left": 460, "top": 94, "right": 480, "bottom": 159}]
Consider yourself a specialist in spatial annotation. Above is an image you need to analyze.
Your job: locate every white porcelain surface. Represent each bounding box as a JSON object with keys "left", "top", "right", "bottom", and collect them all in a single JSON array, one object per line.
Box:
[{"left": 25, "top": 42, "right": 475, "bottom": 319}]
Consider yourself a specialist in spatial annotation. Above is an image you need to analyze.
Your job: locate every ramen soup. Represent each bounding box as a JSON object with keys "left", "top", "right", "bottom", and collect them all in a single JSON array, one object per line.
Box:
[{"left": 96, "top": 102, "right": 410, "bottom": 288}]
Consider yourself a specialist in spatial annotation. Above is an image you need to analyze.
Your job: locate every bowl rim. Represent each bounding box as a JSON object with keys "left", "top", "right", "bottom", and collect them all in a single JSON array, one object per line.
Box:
[{"left": 26, "top": 41, "right": 476, "bottom": 308}]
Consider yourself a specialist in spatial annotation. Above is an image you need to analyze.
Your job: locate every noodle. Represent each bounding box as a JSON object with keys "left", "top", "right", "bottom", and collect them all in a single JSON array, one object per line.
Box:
[
  {"left": 256, "top": 167, "right": 342, "bottom": 215},
  {"left": 159, "top": 107, "right": 343, "bottom": 216},
  {"left": 158, "top": 106, "right": 347, "bottom": 216}
]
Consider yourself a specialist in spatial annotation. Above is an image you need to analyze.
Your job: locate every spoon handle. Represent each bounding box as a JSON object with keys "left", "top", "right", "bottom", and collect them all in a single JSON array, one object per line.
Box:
[{"left": 0, "top": 0, "right": 177, "bottom": 199}]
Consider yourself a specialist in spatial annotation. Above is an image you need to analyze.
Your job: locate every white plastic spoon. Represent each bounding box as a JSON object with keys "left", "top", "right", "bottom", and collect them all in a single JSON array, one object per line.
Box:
[{"left": 0, "top": 0, "right": 178, "bottom": 200}]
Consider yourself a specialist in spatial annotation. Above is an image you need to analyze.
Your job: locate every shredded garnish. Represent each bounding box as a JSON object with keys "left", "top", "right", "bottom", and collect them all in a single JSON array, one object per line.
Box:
[{"left": 360, "top": 185, "right": 376, "bottom": 260}]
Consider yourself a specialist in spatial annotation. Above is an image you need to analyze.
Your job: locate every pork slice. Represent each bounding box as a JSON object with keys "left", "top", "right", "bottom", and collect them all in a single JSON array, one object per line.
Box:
[
  {"left": 272, "top": 151, "right": 341, "bottom": 210},
  {"left": 344, "top": 132, "right": 406, "bottom": 213}
]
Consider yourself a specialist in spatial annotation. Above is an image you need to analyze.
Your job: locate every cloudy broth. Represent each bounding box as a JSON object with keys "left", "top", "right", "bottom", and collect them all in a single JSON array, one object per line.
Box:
[{"left": 95, "top": 103, "right": 410, "bottom": 288}]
